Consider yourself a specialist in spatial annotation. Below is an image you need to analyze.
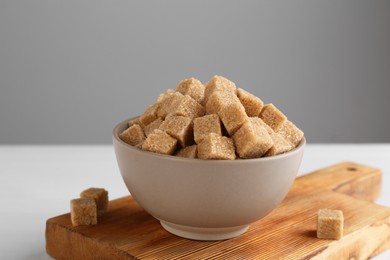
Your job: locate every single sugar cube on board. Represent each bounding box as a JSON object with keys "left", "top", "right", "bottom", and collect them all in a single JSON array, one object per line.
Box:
[
  {"left": 139, "top": 102, "right": 160, "bottom": 126},
  {"left": 119, "top": 124, "right": 146, "bottom": 146},
  {"left": 237, "top": 88, "right": 264, "bottom": 117},
  {"left": 203, "top": 75, "right": 237, "bottom": 105},
  {"left": 142, "top": 129, "right": 177, "bottom": 155},
  {"left": 70, "top": 198, "right": 97, "bottom": 227},
  {"left": 176, "top": 77, "right": 205, "bottom": 104},
  {"left": 276, "top": 120, "right": 304, "bottom": 147},
  {"left": 233, "top": 120, "right": 273, "bottom": 159},
  {"left": 159, "top": 114, "right": 193, "bottom": 147},
  {"left": 259, "top": 103, "right": 287, "bottom": 131},
  {"left": 80, "top": 188, "right": 109, "bottom": 217},
  {"left": 193, "top": 114, "right": 222, "bottom": 144},
  {"left": 317, "top": 209, "right": 344, "bottom": 240},
  {"left": 144, "top": 118, "right": 163, "bottom": 137},
  {"left": 198, "top": 133, "right": 236, "bottom": 160},
  {"left": 219, "top": 101, "right": 249, "bottom": 136},
  {"left": 176, "top": 144, "right": 197, "bottom": 158}
]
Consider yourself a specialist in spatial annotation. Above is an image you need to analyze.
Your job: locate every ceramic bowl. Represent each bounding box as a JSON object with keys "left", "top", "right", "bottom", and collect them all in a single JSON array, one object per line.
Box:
[{"left": 113, "top": 118, "right": 305, "bottom": 240}]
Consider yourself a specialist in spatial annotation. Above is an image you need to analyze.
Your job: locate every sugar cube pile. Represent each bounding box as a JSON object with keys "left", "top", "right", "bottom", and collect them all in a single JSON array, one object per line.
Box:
[{"left": 120, "top": 75, "right": 304, "bottom": 160}]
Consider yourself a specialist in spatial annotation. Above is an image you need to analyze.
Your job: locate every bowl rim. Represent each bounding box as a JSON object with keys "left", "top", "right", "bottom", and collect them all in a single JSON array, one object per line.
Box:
[{"left": 113, "top": 117, "right": 306, "bottom": 164}]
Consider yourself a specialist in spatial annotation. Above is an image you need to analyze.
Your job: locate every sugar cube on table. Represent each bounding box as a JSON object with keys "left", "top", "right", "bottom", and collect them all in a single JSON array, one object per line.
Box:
[
  {"left": 70, "top": 198, "right": 97, "bottom": 227},
  {"left": 193, "top": 114, "right": 222, "bottom": 144},
  {"left": 198, "top": 133, "right": 236, "bottom": 160},
  {"left": 119, "top": 124, "right": 146, "bottom": 146},
  {"left": 80, "top": 188, "right": 109, "bottom": 217},
  {"left": 317, "top": 209, "right": 344, "bottom": 240},
  {"left": 142, "top": 129, "right": 177, "bottom": 155},
  {"left": 159, "top": 114, "right": 193, "bottom": 147}
]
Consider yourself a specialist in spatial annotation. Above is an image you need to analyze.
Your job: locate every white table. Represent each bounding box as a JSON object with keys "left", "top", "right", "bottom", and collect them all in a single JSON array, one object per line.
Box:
[{"left": 1, "top": 144, "right": 389, "bottom": 260}]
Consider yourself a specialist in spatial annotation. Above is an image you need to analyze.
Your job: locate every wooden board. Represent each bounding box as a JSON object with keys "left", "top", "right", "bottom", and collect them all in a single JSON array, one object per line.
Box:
[{"left": 46, "top": 162, "right": 390, "bottom": 259}]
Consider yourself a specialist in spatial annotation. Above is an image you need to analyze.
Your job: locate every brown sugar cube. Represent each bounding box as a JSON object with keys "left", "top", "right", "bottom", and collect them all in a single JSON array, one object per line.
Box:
[
  {"left": 176, "top": 144, "right": 197, "bottom": 158},
  {"left": 156, "top": 89, "right": 175, "bottom": 103},
  {"left": 259, "top": 103, "right": 287, "bottom": 131},
  {"left": 176, "top": 77, "right": 205, "bottom": 104},
  {"left": 159, "top": 114, "right": 193, "bottom": 147},
  {"left": 142, "top": 129, "right": 177, "bottom": 155},
  {"left": 203, "top": 75, "right": 237, "bottom": 105},
  {"left": 198, "top": 133, "right": 236, "bottom": 160},
  {"left": 144, "top": 118, "right": 163, "bottom": 137},
  {"left": 265, "top": 132, "right": 294, "bottom": 156},
  {"left": 139, "top": 102, "right": 160, "bottom": 126},
  {"left": 237, "top": 88, "right": 264, "bottom": 117},
  {"left": 248, "top": 117, "right": 292, "bottom": 156},
  {"left": 233, "top": 120, "right": 273, "bottom": 159},
  {"left": 70, "top": 198, "right": 97, "bottom": 226},
  {"left": 249, "top": 117, "right": 273, "bottom": 133},
  {"left": 317, "top": 209, "right": 344, "bottom": 240},
  {"left": 157, "top": 92, "right": 204, "bottom": 119},
  {"left": 157, "top": 91, "right": 184, "bottom": 119},
  {"left": 171, "top": 95, "right": 205, "bottom": 119},
  {"left": 205, "top": 92, "right": 243, "bottom": 136},
  {"left": 135, "top": 142, "right": 144, "bottom": 149},
  {"left": 205, "top": 90, "right": 239, "bottom": 115},
  {"left": 80, "top": 188, "right": 109, "bottom": 217},
  {"left": 219, "top": 102, "right": 249, "bottom": 136},
  {"left": 193, "top": 114, "right": 222, "bottom": 144},
  {"left": 119, "top": 124, "right": 146, "bottom": 146},
  {"left": 276, "top": 120, "right": 304, "bottom": 147},
  {"left": 128, "top": 117, "right": 144, "bottom": 128}
]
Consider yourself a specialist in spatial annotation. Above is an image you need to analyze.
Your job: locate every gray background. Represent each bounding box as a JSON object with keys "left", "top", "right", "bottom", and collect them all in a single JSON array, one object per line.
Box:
[{"left": 1, "top": 0, "right": 389, "bottom": 144}]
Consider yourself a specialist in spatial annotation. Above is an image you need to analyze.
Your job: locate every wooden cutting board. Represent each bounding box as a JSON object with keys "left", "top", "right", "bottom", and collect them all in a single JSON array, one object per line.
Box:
[{"left": 46, "top": 162, "right": 390, "bottom": 259}]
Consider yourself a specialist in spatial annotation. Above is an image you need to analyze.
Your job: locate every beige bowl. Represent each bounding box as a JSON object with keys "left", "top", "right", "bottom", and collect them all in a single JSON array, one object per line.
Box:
[{"left": 113, "top": 118, "right": 305, "bottom": 241}]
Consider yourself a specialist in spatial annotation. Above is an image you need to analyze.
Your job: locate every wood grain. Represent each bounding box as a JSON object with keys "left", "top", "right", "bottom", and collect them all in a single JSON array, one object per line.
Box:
[{"left": 46, "top": 162, "right": 390, "bottom": 259}]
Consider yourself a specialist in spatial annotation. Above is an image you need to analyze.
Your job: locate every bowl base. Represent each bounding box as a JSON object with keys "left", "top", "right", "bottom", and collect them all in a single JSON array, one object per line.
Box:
[{"left": 160, "top": 220, "right": 249, "bottom": 241}]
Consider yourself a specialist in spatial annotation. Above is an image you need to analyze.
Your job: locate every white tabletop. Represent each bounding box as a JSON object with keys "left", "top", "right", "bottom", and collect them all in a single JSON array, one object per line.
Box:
[{"left": 1, "top": 144, "right": 389, "bottom": 260}]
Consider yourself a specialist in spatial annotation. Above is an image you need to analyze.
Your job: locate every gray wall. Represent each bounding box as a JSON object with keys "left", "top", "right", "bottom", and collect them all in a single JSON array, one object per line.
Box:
[{"left": 1, "top": 0, "right": 389, "bottom": 144}]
